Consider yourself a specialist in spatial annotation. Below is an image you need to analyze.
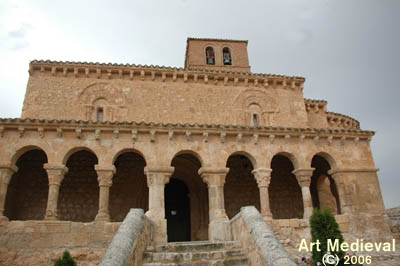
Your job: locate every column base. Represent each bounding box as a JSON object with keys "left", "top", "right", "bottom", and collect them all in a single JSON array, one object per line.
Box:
[
  {"left": 145, "top": 211, "right": 168, "bottom": 244},
  {"left": 95, "top": 212, "right": 110, "bottom": 222},
  {"left": 303, "top": 207, "right": 313, "bottom": 219},
  {"left": 209, "top": 219, "right": 231, "bottom": 242}
]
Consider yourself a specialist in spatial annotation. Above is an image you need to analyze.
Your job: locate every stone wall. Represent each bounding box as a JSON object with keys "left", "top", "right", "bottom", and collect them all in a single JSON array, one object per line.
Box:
[
  {"left": 0, "top": 220, "right": 120, "bottom": 266},
  {"left": 386, "top": 207, "right": 400, "bottom": 240}
]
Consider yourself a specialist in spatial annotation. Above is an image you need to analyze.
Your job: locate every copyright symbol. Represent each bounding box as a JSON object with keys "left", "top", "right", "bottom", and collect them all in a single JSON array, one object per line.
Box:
[{"left": 322, "top": 253, "right": 339, "bottom": 266}]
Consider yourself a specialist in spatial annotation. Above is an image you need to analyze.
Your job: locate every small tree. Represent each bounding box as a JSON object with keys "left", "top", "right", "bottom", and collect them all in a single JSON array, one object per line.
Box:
[
  {"left": 54, "top": 250, "right": 77, "bottom": 266},
  {"left": 310, "top": 208, "right": 345, "bottom": 265}
]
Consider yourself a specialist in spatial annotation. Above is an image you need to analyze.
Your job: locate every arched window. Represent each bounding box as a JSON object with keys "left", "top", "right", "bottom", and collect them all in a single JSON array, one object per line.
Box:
[
  {"left": 223, "top": 47, "right": 232, "bottom": 65},
  {"left": 253, "top": 113, "right": 259, "bottom": 127},
  {"left": 205, "top": 47, "right": 215, "bottom": 65},
  {"left": 97, "top": 107, "right": 104, "bottom": 122}
]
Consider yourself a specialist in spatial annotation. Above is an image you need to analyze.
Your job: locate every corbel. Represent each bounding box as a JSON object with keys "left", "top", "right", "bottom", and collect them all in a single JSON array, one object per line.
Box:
[
  {"left": 214, "top": 75, "right": 218, "bottom": 85},
  {"left": 140, "top": 70, "right": 145, "bottom": 81},
  {"left": 327, "top": 136, "right": 333, "bottom": 146},
  {"left": 85, "top": 68, "right": 90, "bottom": 77},
  {"left": 284, "top": 134, "right": 291, "bottom": 140},
  {"left": 107, "top": 69, "right": 112, "bottom": 79},
  {"left": 291, "top": 80, "right": 296, "bottom": 89},
  {"left": 113, "top": 129, "right": 119, "bottom": 139},
  {"left": 151, "top": 71, "right": 155, "bottom": 81},
  {"left": 253, "top": 134, "right": 258, "bottom": 145},
  {"left": 96, "top": 68, "right": 101, "bottom": 79},
  {"left": 173, "top": 72, "right": 177, "bottom": 82},
  {"left": 162, "top": 72, "right": 166, "bottom": 82},
  {"left": 40, "top": 66, "right": 45, "bottom": 72},
  {"left": 220, "top": 132, "right": 226, "bottom": 143},
  {"left": 236, "top": 133, "right": 243, "bottom": 144},
  {"left": 313, "top": 136, "right": 319, "bottom": 145},
  {"left": 254, "top": 79, "right": 258, "bottom": 86},
  {"left": 130, "top": 70, "right": 134, "bottom": 80},
  {"left": 203, "top": 132, "right": 208, "bottom": 143},
  {"left": 299, "top": 135, "right": 305, "bottom": 143},
  {"left": 95, "top": 129, "right": 101, "bottom": 140},
  {"left": 131, "top": 129, "right": 137, "bottom": 143},
  {"left": 354, "top": 137, "right": 359, "bottom": 145},
  {"left": 75, "top": 128, "right": 82, "bottom": 139},
  {"left": 224, "top": 76, "right": 228, "bottom": 86},
  {"left": 0, "top": 126, "right": 4, "bottom": 138},
  {"left": 244, "top": 78, "right": 248, "bottom": 86},
  {"left": 63, "top": 67, "right": 68, "bottom": 77},
  {"left": 18, "top": 126, "right": 24, "bottom": 138},
  {"left": 119, "top": 69, "right": 123, "bottom": 79},
  {"left": 51, "top": 67, "right": 56, "bottom": 76},
  {"left": 38, "top": 127, "right": 44, "bottom": 138},
  {"left": 168, "top": 131, "right": 174, "bottom": 141},
  {"left": 186, "top": 131, "right": 191, "bottom": 141},
  {"left": 263, "top": 79, "right": 268, "bottom": 87},
  {"left": 194, "top": 74, "right": 198, "bottom": 83},
  {"left": 234, "top": 77, "right": 238, "bottom": 85},
  {"left": 183, "top": 73, "right": 188, "bottom": 83},
  {"left": 56, "top": 128, "right": 63, "bottom": 138},
  {"left": 340, "top": 136, "right": 346, "bottom": 146},
  {"left": 204, "top": 75, "right": 208, "bottom": 84},
  {"left": 150, "top": 130, "right": 156, "bottom": 142},
  {"left": 269, "top": 134, "right": 275, "bottom": 144},
  {"left": 74, "top": 68, "right": 78, "bottom": 77}
]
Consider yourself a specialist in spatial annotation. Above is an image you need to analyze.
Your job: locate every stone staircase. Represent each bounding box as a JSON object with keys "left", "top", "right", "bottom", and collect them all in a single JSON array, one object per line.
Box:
[{"left": 142, "top": 241, "right": 249, "bottom": 266}]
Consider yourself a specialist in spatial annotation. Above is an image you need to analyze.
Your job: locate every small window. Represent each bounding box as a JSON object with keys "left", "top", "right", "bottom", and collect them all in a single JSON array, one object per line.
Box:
[
  {"left": 97, "top": 108, "right": 104, "bottom": 122},
  {"left": 205, "top": 47, "right": 215, "bottom": 65},
  {"left": 223, "top": 47, "right": 232, "bottom": 65},
  {"left": 253, "top": 113, "right": 259, "bottom": 127}
]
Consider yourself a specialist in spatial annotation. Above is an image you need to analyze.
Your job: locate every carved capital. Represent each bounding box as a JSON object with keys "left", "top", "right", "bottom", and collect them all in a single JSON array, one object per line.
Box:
[
  {"left": 95, "top": 165, "right": 116, "bottom": 187},
  {"left": 144, "top": 166, "right": 174, "bottom": 186},
  {"left": 44, "top": 164, "right": 68, "bottom": 186},
  {"left": 198, "top": 167, "right": 229, "bottom": 187},
  {"left": 251, "top": 168, "right": 272, "bottom": 188},
  {"left": 292, "top": 168, "right": 315, "bottom": 187},
  {"left": 0, "top": 165, "right": 17, "bottom": 184}
]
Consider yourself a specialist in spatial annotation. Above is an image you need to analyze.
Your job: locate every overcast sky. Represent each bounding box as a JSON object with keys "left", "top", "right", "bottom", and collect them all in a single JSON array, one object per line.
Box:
[{"left": 0, "top": 0, "right": 399, "bottom": 208}]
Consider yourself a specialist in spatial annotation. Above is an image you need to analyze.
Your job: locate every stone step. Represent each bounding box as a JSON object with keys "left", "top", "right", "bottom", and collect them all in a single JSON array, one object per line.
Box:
[
  {"left": 146, "top": 241, "right": 242, "bottom": 253},
  {"left": 143, "top": 249, "right": 247, "bottom": 263},
  {"left": 142, "top": 257, "right": 249, "bottom": 266}
]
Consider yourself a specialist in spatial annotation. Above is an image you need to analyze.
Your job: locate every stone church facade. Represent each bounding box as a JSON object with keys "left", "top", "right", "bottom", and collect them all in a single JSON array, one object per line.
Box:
[{"left": 0, "top": 38, "right": 393, "bottom": 265}]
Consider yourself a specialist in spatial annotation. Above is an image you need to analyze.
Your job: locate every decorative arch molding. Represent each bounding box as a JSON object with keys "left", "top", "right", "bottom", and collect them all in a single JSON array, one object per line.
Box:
[
  {"left": 112, "top": 148, "right": 147, "bottom": 165},
  {"left": 224, "top": 150, "right": 258, "bottom": 169},
  {"left": 232, "top": 89, "right": 279, "bottom": 126},
  {"left": 79, "top": 82, "right": 128, "bottom": 122},
  {"left": 171, "top": 150, "right": 204, "bottom": 167}
]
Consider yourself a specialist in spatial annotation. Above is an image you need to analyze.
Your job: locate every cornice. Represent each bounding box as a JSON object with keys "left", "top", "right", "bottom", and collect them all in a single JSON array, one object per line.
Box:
[{"left": 29, "top": 60, "right": 305, "bottom": 89}]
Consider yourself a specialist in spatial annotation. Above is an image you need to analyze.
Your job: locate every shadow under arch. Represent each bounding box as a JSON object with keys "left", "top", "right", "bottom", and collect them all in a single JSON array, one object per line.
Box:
[
  {"left": 224, "top": 153, "right": 260, "bottom": 219},
  {"left": 5, "top": 149, "right": 48, "bottom": 220},
  {"left": 169, "top": 152, "right": 208, "bottom": 241},
  {"left": 62, "top": 146, "right": 98, "bottom": 165},
  {"left": 310, "top": 154, "right": 341, "bottom": 215},
  {"left": 269, "top": 154, "right": 303, "bottom": 219},
  {"left": 110, "top": 150, "right": 148, "bottom": 222},
  {"left": 111, "top": 148, "right": 147, "bottom": 165}
]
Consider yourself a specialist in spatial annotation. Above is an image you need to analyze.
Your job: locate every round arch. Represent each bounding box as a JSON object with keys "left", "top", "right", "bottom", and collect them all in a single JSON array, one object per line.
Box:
[
  {"left": 11, "top": 145, "right": 48, "bottom": 166},
  {"left": 62, "top": 146, "right": 98, "bottom": 165},
  {"left": 271, "top": 151, "right": 300, "bottom": 170},
  {"left": 171, "top": 150, "right": 204, "bottom": 167},
  {"left": 310, "top": 152, "right": 338, "bottom": 170},
  {"left": 111, "top": 148, "right": 147, "bottom": 165}
]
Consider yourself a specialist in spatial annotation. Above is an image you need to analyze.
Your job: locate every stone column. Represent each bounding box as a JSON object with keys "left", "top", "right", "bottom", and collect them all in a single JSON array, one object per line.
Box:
[
  {"left": 44, "top": 164, "right": 68, "bottom": 220},
  {"left": 328, "top": 170, "right": 353, "bottom": 214},
  {"left": 198, "top": 167, "right": 231, "bottom": 242},
  {"left": 252, "top": 168, "right": 273, "bottom": 219},
  {"left": 144, "top": 166, "right": 174, "bottom": 244},
  {"left": 0, "top": 165, "right": 17, "bottom": 221},
  {"left": 292, "top": 168, "right": 314, "bottom": 219},
  {"left": 95, "top": 165, "right": 116, "bottom": 222}
]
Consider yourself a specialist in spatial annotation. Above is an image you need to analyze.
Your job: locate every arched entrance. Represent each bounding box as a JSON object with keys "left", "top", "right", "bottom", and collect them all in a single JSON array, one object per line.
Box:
[
  {"left": 165, "top": 178, "right": 190, "bottom": 242},
  {"left": 169, "top": 153, "right": 208, "bottom": 241}
]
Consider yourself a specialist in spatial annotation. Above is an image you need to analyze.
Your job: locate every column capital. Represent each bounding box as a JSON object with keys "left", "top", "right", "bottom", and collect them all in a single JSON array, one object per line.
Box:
[
  {"left": 95, "top": 165, "right": 116, "bottom": 187},
  {"left": 292, "top": 168, "right": 315, "bottom": 187},
  {"left": 251, "top": 168, "right": 272, "bottom": 188},
  {"left": 198, "top": 167, "right": 229, "bottom": 187},
  {"left": 144, "top": 166, "right": 174, "bottom": 186},
  {"left": 0, "top": 165, "right": 18, "bottom": 184},
  {"left": 44, "top": 163, "right": 68, "bottom": 186}
]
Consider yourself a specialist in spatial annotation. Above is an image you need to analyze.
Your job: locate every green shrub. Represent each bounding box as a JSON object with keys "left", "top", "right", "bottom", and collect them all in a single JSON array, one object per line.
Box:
[
  {"left": 54, "top": 250, "right": 77, "bottom": 266},
  {"left": 310, "top": 208, "right": 345, "bottom": 265}
]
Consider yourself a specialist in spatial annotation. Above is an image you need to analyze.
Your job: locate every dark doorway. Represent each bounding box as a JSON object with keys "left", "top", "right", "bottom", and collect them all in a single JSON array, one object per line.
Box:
[{"left": 165, "top": 178, "right": 191, "bottom": 242}]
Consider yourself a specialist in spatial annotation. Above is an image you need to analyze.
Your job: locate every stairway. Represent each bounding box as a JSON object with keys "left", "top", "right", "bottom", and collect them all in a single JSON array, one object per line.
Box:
[{"left": 142, "top": 241, "right": 249, "bottom": 266}]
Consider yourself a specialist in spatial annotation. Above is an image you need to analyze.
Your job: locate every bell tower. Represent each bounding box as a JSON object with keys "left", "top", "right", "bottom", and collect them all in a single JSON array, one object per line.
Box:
[{"left": 184, "top": 37, "right": 251, "bottom": 73}]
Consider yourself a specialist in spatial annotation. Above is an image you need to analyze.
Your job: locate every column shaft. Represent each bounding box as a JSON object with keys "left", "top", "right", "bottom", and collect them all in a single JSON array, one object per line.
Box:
[
  {"left": 252, "top": 168, "right": 273, "bottom": 219},
  {"left": 44, "top": 164, "right": 68, "bottom": 220},
  {"left": 293, "top": 168, "right": 314, "bottom": 219},
  {"left": 0, "top": 166, "right": 17, "bottom": 221}
]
